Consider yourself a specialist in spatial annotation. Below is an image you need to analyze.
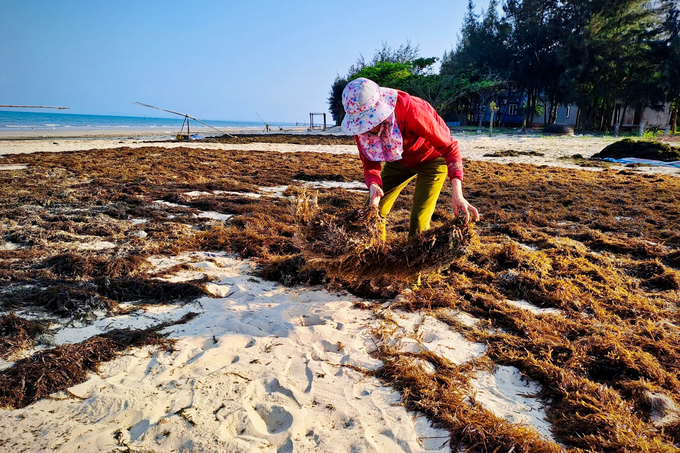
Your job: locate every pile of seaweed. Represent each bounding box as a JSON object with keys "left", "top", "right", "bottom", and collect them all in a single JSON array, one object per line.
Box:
[
  {"left": 202, "top": 133, "right": 355, "bottom": 146},
  {"left": 592, "top": 138, "right": 680, "bottom": 161},
  {"left": 1, "top": 144, "right": 679, "bottom": 450},
  {"left": 294, "top": 192, "right": 475, "bottom": 280},
  {"left": 484, "top": 150, "right": 545, "bottom": 157}
]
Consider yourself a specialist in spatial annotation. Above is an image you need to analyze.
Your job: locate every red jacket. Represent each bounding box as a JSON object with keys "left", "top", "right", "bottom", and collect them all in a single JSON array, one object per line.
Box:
[{"left": 354, "top": 90, "right": 464, "bottom": 188}]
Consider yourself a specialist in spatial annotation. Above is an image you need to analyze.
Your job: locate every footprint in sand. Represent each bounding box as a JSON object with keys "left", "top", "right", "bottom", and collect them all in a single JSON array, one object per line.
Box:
[
  {"left": 296, "top": 313, "right": 326, "bottom": 327},
  {"left": 265, "top": 377, "right": 299, "bottom": 403},
  {"left": 248, "top": 404, "right": 294, "bottom": 435}
]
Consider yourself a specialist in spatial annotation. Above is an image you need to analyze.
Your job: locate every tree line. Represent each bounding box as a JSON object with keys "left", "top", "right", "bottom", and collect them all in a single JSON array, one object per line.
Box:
[{"left": 329, "top": 0, "right": 680, "bottom": 132}]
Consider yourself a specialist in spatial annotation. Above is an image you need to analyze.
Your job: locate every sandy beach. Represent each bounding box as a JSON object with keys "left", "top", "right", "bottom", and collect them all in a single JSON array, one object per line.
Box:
[{"left": 1, "top": 129, "right": 679, "bottom": 452}]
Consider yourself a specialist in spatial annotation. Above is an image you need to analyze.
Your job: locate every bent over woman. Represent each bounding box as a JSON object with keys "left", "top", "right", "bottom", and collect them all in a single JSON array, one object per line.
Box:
[{"left": 341, "top": 77, "right": 479, "bottom": 237}]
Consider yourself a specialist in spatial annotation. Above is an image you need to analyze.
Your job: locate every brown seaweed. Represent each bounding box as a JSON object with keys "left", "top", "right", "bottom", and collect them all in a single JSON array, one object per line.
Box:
[
  {"left": 0, "top": 312, "right": 197, "bottom": 409},
  {"left": 43, "top": 252, "right": 147, "bottom": 279},
  {"left": 0, "top": 283, "right": 120, "bottom": 320},
  {"left": 95, "top": 277, "right": 208, "bottom": 303},
  {"left": 0, "top": 314, "right": 48, "bottom": 360}
]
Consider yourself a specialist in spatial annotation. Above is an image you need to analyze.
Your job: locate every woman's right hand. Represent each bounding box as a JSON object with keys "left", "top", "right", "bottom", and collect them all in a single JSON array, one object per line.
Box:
[{"left": 369, "top": 183, "right": 384, "bottom": 208}]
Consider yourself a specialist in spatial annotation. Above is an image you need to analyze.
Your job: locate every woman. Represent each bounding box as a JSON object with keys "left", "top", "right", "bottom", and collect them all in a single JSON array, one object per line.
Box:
[{"left": 341, "top": 77, "right": 479, "bottom": 237}]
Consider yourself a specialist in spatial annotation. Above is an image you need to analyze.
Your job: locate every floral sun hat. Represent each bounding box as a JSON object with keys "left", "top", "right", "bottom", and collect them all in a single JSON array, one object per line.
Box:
[{"left": 341, "top": 78, "right": 398, "bottom": 135}]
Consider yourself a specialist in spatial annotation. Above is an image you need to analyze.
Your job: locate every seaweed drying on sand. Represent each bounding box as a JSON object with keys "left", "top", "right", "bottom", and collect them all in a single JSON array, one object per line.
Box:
[
  {"left": 202, "top": 133, "right": 355, "bottom": 146},
  {"left": 0, "top": 312, "right": 197, "bottom": 409},
  {"left": 0, "top": 313, "right": 48, "bottom": 360},
  {"left": 0, "top": 143, "right": 679, "bottom": 450}
]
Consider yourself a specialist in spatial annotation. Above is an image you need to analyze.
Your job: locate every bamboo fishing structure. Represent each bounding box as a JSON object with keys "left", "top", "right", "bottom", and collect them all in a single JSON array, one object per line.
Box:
[
  {"left": 133, "top": 102, "right": 234, "bottom": 139},
  {"left": 256, "top": 113, "right": 270, "bottom": 132}
]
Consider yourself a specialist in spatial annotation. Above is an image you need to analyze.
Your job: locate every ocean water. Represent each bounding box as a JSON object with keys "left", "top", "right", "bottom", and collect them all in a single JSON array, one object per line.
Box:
[{"left": 0, "top": 110, "right": 296, "bottom": 131}]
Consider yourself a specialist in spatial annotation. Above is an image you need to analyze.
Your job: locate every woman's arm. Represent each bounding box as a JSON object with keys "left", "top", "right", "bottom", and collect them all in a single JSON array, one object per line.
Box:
[{"left": 405, "top": 99, "right": 478, "bottom": 221}]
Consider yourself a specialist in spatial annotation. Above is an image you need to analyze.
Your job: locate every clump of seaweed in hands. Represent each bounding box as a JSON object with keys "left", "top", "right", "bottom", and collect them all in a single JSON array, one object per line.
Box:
[{"left": 294, "top": 192, "right": 476, "bottom": 281}]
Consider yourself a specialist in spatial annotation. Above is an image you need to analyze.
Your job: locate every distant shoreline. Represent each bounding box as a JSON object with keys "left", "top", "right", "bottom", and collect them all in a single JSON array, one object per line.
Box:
[
  {"left": 0, "top": 125, "right": 333, "bottom": 141},
  {"left": 0, "top": 110, "right": 302, "bottom": 138}
]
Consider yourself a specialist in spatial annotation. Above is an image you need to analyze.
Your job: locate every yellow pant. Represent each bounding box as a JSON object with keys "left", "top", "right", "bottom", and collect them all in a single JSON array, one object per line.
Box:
[{"left": 369, "top": 157, "right": 448, "bottom": 237}]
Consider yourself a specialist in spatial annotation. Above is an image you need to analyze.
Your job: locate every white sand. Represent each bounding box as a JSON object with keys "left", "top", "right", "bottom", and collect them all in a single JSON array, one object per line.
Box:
[{"left": 1, "top": 130, "right": 673, "bottom": 451}]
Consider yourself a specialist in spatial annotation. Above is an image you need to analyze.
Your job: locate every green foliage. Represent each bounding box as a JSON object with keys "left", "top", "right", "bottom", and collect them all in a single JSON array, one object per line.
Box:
[
  {"left": 560, "top": 0, "right": 668, "bottom": 129},
  {"left": 346, "top": 41, "right": 421, "bottom": 78},
  {"left": 411, "top": 57, "right": 438, "bottom": 75},
  {"left": 404, "top": 74, "right": 469, "bottom": 114},
  {"left": 351, "top": 61, "right": 413, "bottom": 90},
  {"left": 330, "top": 0, "right": 679, "bottom": 131},
  {"left": 328, "top": 36, "right": 514, "bottom": 127},
  {"left": 327, "top": 42, "right": 445, "bottom": 122},
  {"left": 661, "top": 2, "right": 680, "bottom": 133}
]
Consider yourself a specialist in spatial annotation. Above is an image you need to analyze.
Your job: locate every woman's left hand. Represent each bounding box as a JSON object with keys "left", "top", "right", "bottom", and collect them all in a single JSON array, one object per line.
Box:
[
  {"left": 451, "top": 179, "right": 479, "bottom": 223},
  {"left": 369, "top": 183, "right": 384, "bottom": 208}
]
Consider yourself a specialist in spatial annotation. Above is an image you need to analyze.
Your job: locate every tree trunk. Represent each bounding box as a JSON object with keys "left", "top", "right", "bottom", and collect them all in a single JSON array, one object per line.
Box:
[
  {"left": 550, "top": 101, "right": 558, "bottom": 124},
  {"left": 619, "top": 99, "right": 630, "bottom": 129},
  {"left": 671, "top": 99, "right": 679, "bottom": 135},
  {"left": 478, "top": 101, "right": 483, "bottom": 128},
  {"left": 600, "top": 100, "right": 612, "bottom": 132},
  {"left": 525, "top": 89, "right": 535, "bottom": 128},
  {"left": 537, "top": 93, "right": 547, "bottom": 127},
  {"left": 586, "top": 100, "right": 597, "bottom": 130},
  {"left": 522, "top": 89, "right": 530, "bottom": 130}
]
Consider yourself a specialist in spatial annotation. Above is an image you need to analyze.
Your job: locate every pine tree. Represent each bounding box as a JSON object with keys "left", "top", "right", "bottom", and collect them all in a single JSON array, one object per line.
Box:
[
  {"left": 660, "top": 0, "right": 680, "bottom": 133},
  {"left": 504, "top": 0, "right": 563, "bottom": 127},
  {"left": 559, "top": 0, "right": 668, "bottom": 130}
]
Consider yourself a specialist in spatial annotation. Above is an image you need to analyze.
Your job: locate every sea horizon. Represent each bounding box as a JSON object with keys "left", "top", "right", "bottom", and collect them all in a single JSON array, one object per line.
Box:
[{"left": 0, "top": 110, "right": 300, "bottom": 131}]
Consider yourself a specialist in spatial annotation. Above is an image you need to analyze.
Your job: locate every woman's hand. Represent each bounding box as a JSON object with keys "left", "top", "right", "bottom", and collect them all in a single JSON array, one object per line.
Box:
[
  {"left": 451, "top": 178, "right": 479, "bottom": 223},
  {"left": 369, "top": 183, "right": 384, "bottom": 208}
]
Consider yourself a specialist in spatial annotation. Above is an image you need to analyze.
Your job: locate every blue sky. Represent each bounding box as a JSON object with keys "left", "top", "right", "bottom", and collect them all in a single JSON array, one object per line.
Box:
[{"left": 0, "top": 0, "right": 483, "bottom": 123}]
